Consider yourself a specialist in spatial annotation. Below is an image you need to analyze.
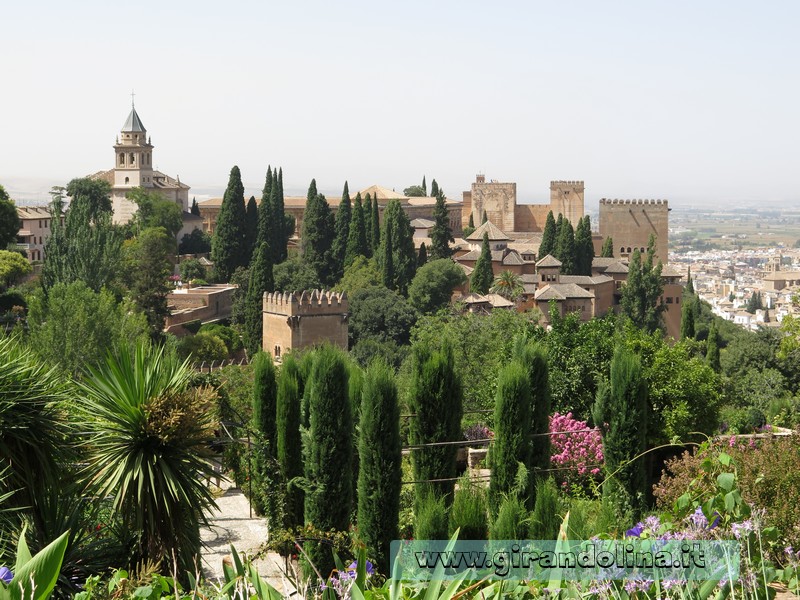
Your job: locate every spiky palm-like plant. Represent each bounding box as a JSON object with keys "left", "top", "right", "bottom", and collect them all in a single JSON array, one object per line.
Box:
[
  {"left": 490, "top": 270, "right": 524, "bottom": 301},
  {"left": 78, "top": 344, "right": 218, "bottom": 575}
]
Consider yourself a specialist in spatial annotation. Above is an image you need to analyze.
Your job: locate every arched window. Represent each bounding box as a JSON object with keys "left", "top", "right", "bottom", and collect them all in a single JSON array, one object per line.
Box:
[
  {"left": 620, "top": 247, "right": 624, "bottom": 254},
  {"left": 640, "top": 247, "right": 645, "bottom": 253},
  {"left": 125, "top": 177, "right": 130, "bottom": 184},
  {"left": 627, "top": 247, "right": 632, "bottom": 253},
  {"left": 119, "top": 153, "right": 125, "bottom": 165},
  {"left": 130, "top": 153, "right": 135, "bottom": 164}
]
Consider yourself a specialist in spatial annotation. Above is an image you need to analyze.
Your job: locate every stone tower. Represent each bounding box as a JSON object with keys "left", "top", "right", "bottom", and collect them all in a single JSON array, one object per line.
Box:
[
  {"left": 262, "top": 290, "right": 349, "bottom": 361},
  {"left": 598, "top": 199, "right": 670, "bottom": 264},
  {"left": 113, "top": 102, "right": 154, "bottom": 190},
  {"left": 549, "top": 181, "right": 585, "bottom": 225}
]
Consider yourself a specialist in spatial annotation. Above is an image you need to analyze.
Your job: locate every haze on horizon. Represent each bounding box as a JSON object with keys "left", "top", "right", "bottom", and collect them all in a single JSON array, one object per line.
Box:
[{"left": 2, "top": 0, "right": 798, "bottom": 211}]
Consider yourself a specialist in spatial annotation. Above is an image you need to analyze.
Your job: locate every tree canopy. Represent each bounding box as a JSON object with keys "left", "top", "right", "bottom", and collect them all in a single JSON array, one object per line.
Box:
[
  {"left": 211, "top": 166, "right": 248, "bottom": 281},
  {"left": 408, "top": 258, "right": 466, "bottom": 314},
  {"left": 0, "top": 185, "right": 21, "bottom": 249}
]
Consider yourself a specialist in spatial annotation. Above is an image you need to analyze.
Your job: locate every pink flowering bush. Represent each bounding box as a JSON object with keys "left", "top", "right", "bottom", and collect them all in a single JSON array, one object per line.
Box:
[{"left": 549, "top": 412, "right": 604, "bottom": 494}]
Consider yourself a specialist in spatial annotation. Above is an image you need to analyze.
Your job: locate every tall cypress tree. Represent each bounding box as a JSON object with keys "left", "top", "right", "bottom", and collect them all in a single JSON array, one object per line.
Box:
[
  {"left": 601, "top": 236, "right": 614, "bottom": 258},
  {"left": 257, "top": 168, "right": 273, "bottom": 247},
  {"left": 277, "top": 354, "right": 304, "bottom": 529},
  {"left": 211, "top": 165, "right": 248, "bottom": 281},
  {"left": 574, "top": 215, "right": 595, "bottom": 276},
  {"left": 620, "top": 236, "right": 664, "bottom": 333},
  {"left": 331, "top": 181, "right": 352, "bottom": 281},
  {"left": 304, "top": 345, "right": 352, "bottom": 577},
  {"left": 706, "top": 322, "right": 720, "bottom": 372},
  {"left": 409, "top": 342, "right": 463, "bottom": 507},
  {"left": 363, "top": 193, "right": 374, "bottom": 257},
  {"left": 251, "top": 352, "right": 278, "bottom": 520},
  {"left": 246, "top": 195, "right": 258, "bottom": 260},
  {"left": 430, "top": 178, "right": 439, "bottom": 198},
  {"left": 592, "top": 346, "right": 648, "bottom": 520},
  {"left": 555, "top": 217, "right": 575, "bottom": 274},
  {"left": 244, "top": 242, "right": 274, "bottom": 356},
  {"left": 357, "top": 360, "right": 401, "bottom": 574},
  {"left": 378, "top": 199, "right": 416, "bottom": 295},
  {"left": 686, "top": 267, "right": 694, "bottom": 294},
  {"left": 680, "top": 295, "right": 696, "bottom": 340},
  {"left": 471, "top": 232, "right": 494, "bottom": 295},
  {"left": 301, "top": 179, "right": 335, "bottom": 285},
  {"left": 417, "top": 242, "right": 428, "bottom": 267},
  {"left": 274, "top": 167, "right": 288, "bottom": 263},
  {"left": 422, "top": 175, "right": 427, "bottom": 196},
  {"left": 345, "top": 192, "right": 369, "bottom": 268},
  {"left": 380, "top": 213, "right": 394, "bottom": 289},
  {"left": 489, "top": 361, "right": 531, "bottom": 513},
  {"left": 482, "top": 209, "right": 488, "bottom": 224},
  {"left": 429, "top": 188, "right": 453, "bottom": 259},
  {"left": 190, "top": 197, "right": 200, "bottom": 216},
  {"left": 539, "top": 211, "right": 557, "bottom": 258},
  {"left": 371, "top": 196, "right": 380, "bottom": 254}
]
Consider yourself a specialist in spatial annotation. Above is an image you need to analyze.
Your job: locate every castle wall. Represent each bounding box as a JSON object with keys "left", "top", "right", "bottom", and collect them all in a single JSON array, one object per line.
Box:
[
  {"left": 469, "top": 182, "right": 517, "bottom": 232},
  {"left": 514, "top": 204, "right": 550, "bottom": 232},
  {"left": 598, "top": 199, "right": 669, "bottom": 264},
  {"left": 550, "top": 181, "right": 585, "bottom": 225}
]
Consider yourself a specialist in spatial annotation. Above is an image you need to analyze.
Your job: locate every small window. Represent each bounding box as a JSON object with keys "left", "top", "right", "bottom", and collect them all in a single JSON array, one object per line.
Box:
[
  {"left": 676, "top": 297, "right": 680, "bottom": 304},
  {"left": 125, "top": 177, "right": 129, "bottom": 184},
  {"left": 38, "top": 220, "right": 42, "bottom": 228},
  {"left": 666, "top": 297, "right": 673, "bottom": 304},
  {"left": 627, "top": 247, "right": 632, "bottom": 253},
  {"left": 620, "top": 247, "right": 625, "bottom": 254}
]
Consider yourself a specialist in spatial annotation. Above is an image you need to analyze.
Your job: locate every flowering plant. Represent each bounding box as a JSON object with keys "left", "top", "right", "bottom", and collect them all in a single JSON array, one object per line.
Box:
[{"left": 549, "top": 412, "right": 604, "bottom": 493}]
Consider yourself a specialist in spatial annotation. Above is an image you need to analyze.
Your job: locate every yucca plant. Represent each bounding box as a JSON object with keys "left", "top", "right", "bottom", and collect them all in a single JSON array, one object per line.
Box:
[{"left": 77, "top": 343, "right": 219, "bottom": 576}]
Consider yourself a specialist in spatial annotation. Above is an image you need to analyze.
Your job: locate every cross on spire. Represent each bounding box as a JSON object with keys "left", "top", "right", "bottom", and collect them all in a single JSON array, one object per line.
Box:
[{"left": 131, "top": 89, "right": 136, "bottom": 108}]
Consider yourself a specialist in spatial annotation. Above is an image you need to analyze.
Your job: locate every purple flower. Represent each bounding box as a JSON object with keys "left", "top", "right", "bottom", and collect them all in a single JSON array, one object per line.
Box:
[
  {"left": 689, "top": 506, "right": 708, "bottom": 529},
  {"left": 626, "top": 523, "right": 644, "bottom": 538},
  {"left": 731, "top": 520, "right": 755, "bottom": 540},
  {"left": 347, "top": 560, "right": 374, "bottom": 576},
  {"left": 0, "top": 567, "right": 12, "bottom": 584}
]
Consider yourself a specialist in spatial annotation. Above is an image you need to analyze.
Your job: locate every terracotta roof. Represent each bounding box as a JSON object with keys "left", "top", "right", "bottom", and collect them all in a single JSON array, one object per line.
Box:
[
  {"left": 520, "top": 274, "right": 538, "bottom": 284},
  {"left": 536, "top": 254, "right": 562, "bottom": 268},
  {"left": 660, "top": 265, "right": 683, "bottom": 278},
  {"left": 592, "top": 257, "right": 619, "bottom": 268},
  {"left": 603, "top": 261, "right": 629, "bottom": 274},
  {"left": 535, "top": 283, "right": 594, "bottom": 301},
  {"left": 358, "top": 185, "right": 407, "bottom": 201},
  {"left": 485, "top": 293, "right": 515, "bottom": 308},
  {"left": 559, "top": 275, "right": 614, "bottom": 285},
  {"left": 466, "top": 220, "right": 511, "bottom": 242},
  {"left": 410, "top": 218, "right": 435, "bottom": 229},
  {"left": 502, "top": 251, "right": 525, "bottom": 266},
  {"left": 16, "top": 205, "right": 55, "bottom": 219}
]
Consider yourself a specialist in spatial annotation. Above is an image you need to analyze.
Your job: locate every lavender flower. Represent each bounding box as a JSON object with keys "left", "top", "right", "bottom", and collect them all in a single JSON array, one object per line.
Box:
[
  {"left": 689, "top": 506, "right": 708, "bottom": 529},
  {"left": 626, "top": 523, "right": 644, "bottom": 538},
  {"left": 731, "top": 520, "right": 755, "bottom": 540},
  {"left": 0, "top": 567, "right": 12, "bottom": 584},
  {"left": 347, "top": 560, "right": 374, "bottom": 576}
]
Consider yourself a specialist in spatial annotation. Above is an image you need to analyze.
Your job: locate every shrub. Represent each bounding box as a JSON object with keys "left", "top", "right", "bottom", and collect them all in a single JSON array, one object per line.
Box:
[
  {"left": 198, "top": 323, "right": 242, "bottom": 353},
  {"left": 414, "top": 491, "right": 448, "bottom": 540},
  {"left": 449, "top": 477, "right": 488, "bottom": 540},
  {"left": 549, "top": 412, "right": 604, "bottom": 494},
  {"left": 719, "top": 404, "right": 767, "bottom": 433},
  {"left": 177, "top": 332, "right": 227, "bottom": 362},
  {"left": 529, "top": 478, "right": 561, "bottom": 540},
  {"left": 0, "top": 290, "right": 25, "bottom": 313},
  {"left": 179, "top": 258, "right": 206, "bottom": 282},
  {"left": 490, "top": 496, "right": 528, "bottom": 540}
]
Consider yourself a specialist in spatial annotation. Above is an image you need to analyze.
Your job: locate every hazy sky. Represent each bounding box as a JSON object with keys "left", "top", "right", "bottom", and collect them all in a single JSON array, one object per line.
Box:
[{"left": 2, "top": 0, "right": 798, "bottom": 209}]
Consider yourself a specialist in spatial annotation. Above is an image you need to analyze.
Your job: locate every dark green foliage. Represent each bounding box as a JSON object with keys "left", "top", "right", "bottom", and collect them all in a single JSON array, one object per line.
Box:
[
  {"left": 0, "top": 185, "right": 21, "bottom": 249},
  {"left": 177, "top": 332, "right": 227, "bottom": 362},
  {"left": 686, "top": 266, "right": 694, "bottom": 294},
  {"left": 470, "top": 232, "right": 493, "bottom": 294},
  {"left": 414, "top": 490, "right": 448, "bottom": 540},
  {"left": 417, "top": 242, "right": 428, "bottom": 267},
  {"left": 449, "top": 478, "right": 488, "bottom": 540},
  {"left": 274, "top": 168, "right": 289, "bottom": 263},
  {"left": 490, "top": 496, "right": 528, "bottom": 540},
  {"left": 211, "top": 166, "right": 248, "bottom": 281},
  {"left": 257, "top": 168, "right": 273, "bottom": 249},
  {"left": 124, "top": 226, "right": 173, "bottom": 340},
  {"left": 409, "top": 342, "right": 463, "bottom": 506},
  {"left": 364, "top": 193, "right": 374, "bottom": 257},
  {"left": 620, "top": 236, "right": 664, "bottom": 333},
  {"left": 745, "top": 291, "right": 763, "bottom": 314},
  {"left": 554, "top": 217, "right": 575, "bottom": 274},
  {"left": 574, "top": 215, "right": 594, "bottom": 276},
  {"left": 273, "top": 255, "right": 321, "bottom": 292},
  {"left": 246, "top": 195, "right": 258, "bottom": 258},
  {"left": 190, "top": 197, "right": 200, "bottom": 216},
  {"left": 197, "top": 323, "right": 242, "bottom": 354},
  {"left": 523, "top": 343, "right": 551, "bottom": 492},
  {"left": 377, "top": 199, "right": 416, "bottom": 294},
  {"left": 277, "top": 355, "right": 304, "bottom": 529},
  {"left": 408, "top": 258, "right": 466, "bottom": 314},
  {"left": 681, "top": 293, "right": 696, "bottom": 339},
  {"left": 431, "top": 179, "right": 439, "bottom": 198},
  {"left": 429, "top": 188, "right": 453, "bottom": 259},
  {"left": 179, "top": 258, "right": 206, "bottom": 282},
  {"left": 601, "top": 236, "right": 614, "bottom": 258},
  {"left": 468, "top": 212, "right": 475, "bottom": 229},
  {"left": 244, "top": 242, "right": 274, "bottom": 356},
  {"left": 358, "top": 360, "right": 401, "bottom": 572},
  {"left": 345, "top": 192, "right": 369, "bottom": 268},
  {"left": 593, "top": 346, "right": 648, "bottom": 520},
  {"left": 706, "top": 322, "right": 720, "bottom": 371},
  {"left": 348, "top": 285, "right": 417, "bottom": 348},
  {"left": 179, "top": 228, "right": 211, "bottom": 254},
  {"left": 481, "top": 209, "right": 487, "bottom": 224},
  {"left": 529, "top": 478, "right": 561, "bottom": 540},
  {"left": 404, "top": 185, "right": 426, "bottom": 197},
  {"left": 490, "top": 362, "right": 531, "bottom": 510},
  {"left": 300, "top": 180, "right": 336, "bottom": 285},
  {"left": 229, "top": 266, "right": 249, "bottom": 327},
  {"left": 129, "top": 187, "right": 184, "bottom": 238},
  {"left": 371, "top": 196, "right": 380, "bottom": 253},
  {"left": 331, "top": 182, "right": 352, "bottom": 281},
  {"left": 422, "top": 175, "right": 427, "bottom": 195},
  {"left": 538, "top": 211, "right": 556, "bottom": 258},
  {"left": 304, "top": 345, "right": 352, "bottom": 577},
  {"left": 252, "top": 352, "right": 279, "bottom": 524}
]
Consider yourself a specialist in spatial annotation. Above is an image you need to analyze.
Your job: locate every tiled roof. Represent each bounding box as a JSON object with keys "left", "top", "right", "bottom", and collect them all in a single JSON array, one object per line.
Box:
[
  {"left": 122, "top": 107, "right": 146, "bottom": 132},
  {"left": 603, "top": 261, "right": 629, "bottom": 274},
  {"left": 536, "top": 254, "right": 562, "bottom": 268},
  {"left": 535, "top": 283, "right": 594, "bottom": 301},
  {"left": 465, "top": 220, "right": 511, "bottom": 242},
  {"left": 410, "top": 218, "right": 435, "bottom": 229},
  {"left": 559, "top": 275, "right": 614, "bottom": 286}
]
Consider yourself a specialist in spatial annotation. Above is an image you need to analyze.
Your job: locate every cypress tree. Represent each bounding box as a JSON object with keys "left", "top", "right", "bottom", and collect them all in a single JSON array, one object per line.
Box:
[
  {"left": 422, "top": 175, "right": 427, "bottom": 196},
  {"left": 574, "top": 215, "right": 594, "bottom": 276},
  {"left": 409, "top": 341, "right": 463, "bottom": 507},
  {"left": 304, "top": 345, "right": 352, "bottom": 577},
  {"left": 680, "top": 295, "right": 696, "bottom": 340},
  {"left": 380, "top": 214, "right": 394, "bottom": 289},
  {"left": 257, "top": 168, "right": 273, "bottom": 247},
  {"left": 429, "top": 188, "right": 453, "bottom": 259},
  {"left": 592, "top": 346, "right": 648, "bottom": 520},
  {"left": 489, "top": 361, "right": 532, "bottom": 512},
  {"left": 377, "top": 199, "right": 416, "bottom": 294},
  {"left": 468, "top": 213, "right": 475, "bottom": 229},
  {"left": 300, "top": 179, "right": 335, "bottom": 285},
  {"left": 349, "top": 361, "right": 364, "bottom": 512},
  {"left": 274, "top": 167, "right": 288, "bottom": 263},
  {"left": 706, "top": 322, "right": 720, "bottom": 372},
  {"left": 246, "top": 195, "right": 258, "bottom": 259},
  {"left": 190, "top": 197, "right": 200, "bottom": 216},
  {"left": 244, "top": 242, "right": 274, "bottom": 356},
  {"left": 430, "top": 178, "right": 439, "bottom": 198},
  {"left": 357, "top": 360, "right": 401, "bottom": 574},
  {"left": 371, "top": 196, "right": 380, "bottom": 253},
  {"left": 555, "top": 217, "right": 575, "bottom": 274},
  {"left": 345, "top": 192, "right": 369, "bottom": 267},
  {"left": 482, "top": 209, "right": 488, "bottom": 224},
  {"left": 555, "top": 213, "right": 564, "bottom": 243},
  {"left": 251, "top": 352, "right": 278, "bottom": 522},
  {"left": 620, "top": 237, "right": 664, "bottom": 333},
  {"left": 417, "top": 242, "right": 428, "bottom": 267},
  {"left": 331, "top": 181, "right": 352, "bottom": 281},
  {"left": 471, "top": 232, "right": 494, "bottom": 295},
  {"left": 539, "top": 211, "right": 557, "bottom": 258},
  {"left": 364, "top": 193, "right": 374, "bottom": 257},
  {"left": 601, "top": 236, "right": 614, "bottom": 258},
  {"left": 686, "top": 267, "right": 694, "bottom": 295},
  {"left": 277, "top": 354, "right": 304, "bottom": 529},
  {"left": 211, "top": 165, "right": 248, "bottom": 281}
]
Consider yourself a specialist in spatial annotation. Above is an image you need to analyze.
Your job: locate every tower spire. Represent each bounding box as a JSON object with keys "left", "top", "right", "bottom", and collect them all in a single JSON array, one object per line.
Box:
[{"left": 131, "top": 89, "right": 135, "bottom": 108}]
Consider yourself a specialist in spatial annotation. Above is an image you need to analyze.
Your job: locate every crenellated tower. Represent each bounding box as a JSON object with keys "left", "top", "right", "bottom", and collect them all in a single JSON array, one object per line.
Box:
[
  {"left": 549, "top": 181, "right": 585, "bottom": 225},
  {"left": 598, "top": 198, "right": 670, "bottom": 264}
]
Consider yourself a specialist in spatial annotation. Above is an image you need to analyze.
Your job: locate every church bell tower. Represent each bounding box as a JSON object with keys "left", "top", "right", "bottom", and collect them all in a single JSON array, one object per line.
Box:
[{"left": 113, "top": 98, "right": 154, "bottom": 189}]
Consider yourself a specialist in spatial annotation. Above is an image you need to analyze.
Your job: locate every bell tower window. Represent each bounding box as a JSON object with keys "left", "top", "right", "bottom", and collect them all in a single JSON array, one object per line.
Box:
[
  {"left": 125, "top": 177, "right": 130, "bottom": 184},
  {"left": 130, "top": 153, "right": 135, "bottom": 165},
  {"left": 119, "top": 153, "right": 125, "bottom": 165}
]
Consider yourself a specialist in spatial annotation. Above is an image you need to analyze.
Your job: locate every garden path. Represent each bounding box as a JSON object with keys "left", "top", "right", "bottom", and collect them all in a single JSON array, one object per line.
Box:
[{"left": 200, "top": 482, "right": 298, "bottom": 596}]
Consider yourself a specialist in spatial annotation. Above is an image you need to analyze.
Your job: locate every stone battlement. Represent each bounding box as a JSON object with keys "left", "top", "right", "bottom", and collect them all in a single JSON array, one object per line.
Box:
[
  {"left": 550, "top": 180, "right": 584, "bottom": 186},
  {"left": 599, "top": 198, "right": 669, "bottom": 206},
  {"left": 263, "top": 289, "right": 348, "bottom": 316}
]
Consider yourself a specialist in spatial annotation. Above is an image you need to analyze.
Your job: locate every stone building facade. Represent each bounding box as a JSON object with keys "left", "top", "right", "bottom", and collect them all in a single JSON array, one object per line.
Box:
[
  {"left": 262, "top": 290, "right": 348, "bottom": 361},
  {"left": 597, "top": 199, "right": 670, "bottom": 265}
]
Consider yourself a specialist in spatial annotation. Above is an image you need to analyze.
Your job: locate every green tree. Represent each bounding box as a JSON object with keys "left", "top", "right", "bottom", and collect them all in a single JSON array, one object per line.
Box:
[
  {"left": 190, "top": 197, "right": 201, "bottom": 216},
  {"left": 686, "top": 266, "right": 694, "bottom": 294},
  {"left": 246, "top": 195, "right": 258, "bottom": 258},
  {"left": 431, "top": 179, "right": 439, "bottom": 198},
  {"left": 244, "top": 242, "right": 274, "bottom": 356},
  {"left": 555, "top": 217, "right": 576, "bottom": 274},
  {"left": 345, "top": 192, "right": 369, "bottom": 268},
  {"left": 333, "top": 255, "right": 382, "bottom": 295},
  {"left": 574, "top": 215, "right": 594, "bottom": 276},
  {"left": 470, "top": 232, "right": 493, "bottom": 294},
  {"left": 0, "top": 185, "right": 21, "bottom": 249},
  {"left": 680, "top": 294, "right": 696, "bottom": 339},
  {"left": 429, "top": 188, "right": 454, "bottom": 259},
  {"left": 539, "top": 211, "right": 557, "bottom": 258},
  {"left": 363, "top": 193, "right": 374, "bottom": 257},
  {"left": 489, "top": 361, "right": 531, "bottom": 511},
  {"left": 331, "top": 182, "right": 352, "bottom": 281},
  {"left": 377, "top": 199, "right": 416, "bottom": 294},
  {"left": 129, "top": 187, "right": 183, "bottom": 238},
  {"left": 257, "top": 167, "right": 273, "bottom": 249},
  {"left": 273, "top": 255, "right": 321, "bottom": 292},
  {"left": 409, "top": 342, "right": 463, "bottom": 506},
  {"left": 403, "top": 185, "right": 425, "bottom": 197},
  {"left": 601, "top": 236, "right": 614, "bottom": 258},
  {"left": 80, "top": 345, "right": 218, "bottom": 575},
  {"left": 27, "top": 280, "right": 149, "bottom": 376},
  {"left": 408, "top": 258, "right": 466, "bottom": 314},
  {"left": 706, "top": 322, "right": 720, "bottom": 371},
  {"left": 593, "top": 346, "right": 648, "bottom": 520},
  {"left": 211, "top": 166, "right": 248, "bottom": 281},
  {"left": 277, "top": 355, "right": 304, "bottom": 530},
  {"left": 251, "top": 352, "right": 280, "bottom": 527},
  {"left": 179, "top": 228, "right": 211, "bottom": 254},
  {"left": 304, "top": 345, "right": 352, "bottom": 577},
  {"left": 123, "top": 227, "right": 173, "bottom": 340},
  {"left": 357, "top": 360, "right": 401, "bottom": 573},
  {"left": 422, "top": 175, "right": 427, "bottom": 195},
  {"left": 274, "top": 167, "right": 289, "bottom": 263},
  {"left": 179, "top": 258, "right": 206, "bottom": 282},
  {"left": 349, "top": 285, "right": 417, "bottom": 348},
  {"left": 417, "top": 242, "right": 428, "bottom": 267},
  {"left": 620, "top": 236, "right": 664, "bottom": 333},
  {"left": 490, "top": 270, "right": 523, "bottom": 301},
  {"left": 301, "top": 180, "right": 336, "bottom": 285},
  {"left": 371, "top": 196, "right": 380, "bottom": 254},
  {"left": 0, "top": 250, "right": 31, "bottom": 289},
  {"left": 745, "top": 291, "right": 763, "bottom": 314}
]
